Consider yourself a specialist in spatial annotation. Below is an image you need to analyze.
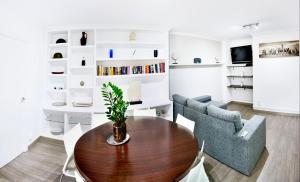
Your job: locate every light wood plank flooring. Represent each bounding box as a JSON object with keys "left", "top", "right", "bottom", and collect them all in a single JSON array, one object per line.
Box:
[{"left": 0, "top": 103, "right": 299, "bottom": 182}]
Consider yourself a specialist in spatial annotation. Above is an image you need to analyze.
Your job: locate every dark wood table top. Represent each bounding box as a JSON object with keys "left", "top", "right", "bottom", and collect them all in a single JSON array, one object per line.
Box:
[{"left": 74, "top": 116, "right": 198, "bottom": 182}]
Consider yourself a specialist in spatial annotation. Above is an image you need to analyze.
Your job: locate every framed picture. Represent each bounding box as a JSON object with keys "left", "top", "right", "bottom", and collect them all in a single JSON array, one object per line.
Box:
[{"left": 259, "top": 40, "right": 299, "bottom": 58}]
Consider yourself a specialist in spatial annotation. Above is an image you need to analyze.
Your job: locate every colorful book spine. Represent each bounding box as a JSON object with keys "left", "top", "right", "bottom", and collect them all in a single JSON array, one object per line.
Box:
[{"left": 100, "top": 66, "right": 103, "bottom": 76}]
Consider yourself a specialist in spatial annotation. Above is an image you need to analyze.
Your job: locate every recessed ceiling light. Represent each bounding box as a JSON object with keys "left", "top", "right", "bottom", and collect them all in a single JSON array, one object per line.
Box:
[{"left": 242, "top": 22, "right": 259, "bottom": 30}]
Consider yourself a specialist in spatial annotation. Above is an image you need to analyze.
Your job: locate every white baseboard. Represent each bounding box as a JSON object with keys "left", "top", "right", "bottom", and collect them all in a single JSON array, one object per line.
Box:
[
  {"left": 26, "top": 135, "right": 41, "bottom": 151},
  {"left": 253, "top": 105, "right": 300, "bottom": 115},
  {"left": 225, "top": 99, "right": 253, "bottom": 105},
  {"left": 41, "top": 131, "right": 63, "bottom": 141}
]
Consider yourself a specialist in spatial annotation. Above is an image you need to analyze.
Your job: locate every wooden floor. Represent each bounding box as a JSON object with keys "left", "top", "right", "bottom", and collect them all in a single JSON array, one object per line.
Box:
[{"left": 0, "top": 103, "right": 299, "bottom": 182}]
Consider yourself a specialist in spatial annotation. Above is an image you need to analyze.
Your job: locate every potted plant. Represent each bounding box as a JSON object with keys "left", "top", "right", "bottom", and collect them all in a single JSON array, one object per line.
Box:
[{"left": 101, "top": 82, "right": 129, "bottom": 143}]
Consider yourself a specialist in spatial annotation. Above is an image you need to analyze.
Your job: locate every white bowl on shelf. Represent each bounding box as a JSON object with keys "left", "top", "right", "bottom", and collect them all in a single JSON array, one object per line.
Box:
[
  {"left": 72, "top": 96, "right": 93, "bottom": 104},
  {"left": 52, "top": 101, "right": 66, "bottom": 106},
  {"left": 50, "top": 66, "right": 65, "bottom": 74}
]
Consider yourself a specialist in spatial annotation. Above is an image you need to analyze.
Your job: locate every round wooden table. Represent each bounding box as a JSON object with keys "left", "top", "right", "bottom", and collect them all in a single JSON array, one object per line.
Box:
[{"left": 74, "top": 116, "right": 198, "bottom": 182}]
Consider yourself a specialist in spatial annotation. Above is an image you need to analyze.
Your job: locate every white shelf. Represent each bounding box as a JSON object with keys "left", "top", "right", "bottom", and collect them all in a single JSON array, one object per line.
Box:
[
  {"left": 96, "top": 41, "right": 165, "bottom": 47},
  {"left": 127, "top": 99, "right": 172, "bottom": 110},
  {"left": 47, "top": 89, "right": 67, "bottom": 93},
  {"left": 43, "top": 105, "right": 94, "bottom": 113},
  {"left": 70, "top": 45, "right": 95, "bottom": 50},
  {"left": 170, "top": 63, "right": 223, "bottom": 67},
  {"left": 97, "top": 73, "right": 165, "bottom": 79},
  {"left": 226, "top": 64, "right": 247, "bottom": 67},
  {"left": 48, "top": 74, "right": 67, "bottom": 77},
  {"left": 48, "top": 43, "right": 68, "bottom": 48},
  {"left": 44, "top": 99, "right": 171, "bottom": 114},
  {"left": 48, "top": 58, "right": 68, "bottom": 63},
  {"left": 70, "top": 66, "right": 94, "bottom": 70},
  {"left": 96, "top": 58, "right": 167, "bottom": 62},
  {"left": 69, "top": 87, "right": 93, "bottom": 90},
  {"left": 93, "top": 99, "right": 172, "bottom": 113}
]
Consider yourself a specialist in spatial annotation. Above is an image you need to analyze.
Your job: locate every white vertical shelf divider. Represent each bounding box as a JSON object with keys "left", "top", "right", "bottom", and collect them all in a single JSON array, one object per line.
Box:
[
  {"left": 93, "top": 28, "right": 97, "bottom": 113},
  {"left": 66, "top": 29, "right": 71, "bottom": 107}
]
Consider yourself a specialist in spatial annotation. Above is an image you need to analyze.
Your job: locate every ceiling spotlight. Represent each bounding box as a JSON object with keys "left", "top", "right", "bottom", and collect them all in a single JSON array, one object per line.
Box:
[{"left": 242, "top": 22, "right": 259, "bottom": 30}]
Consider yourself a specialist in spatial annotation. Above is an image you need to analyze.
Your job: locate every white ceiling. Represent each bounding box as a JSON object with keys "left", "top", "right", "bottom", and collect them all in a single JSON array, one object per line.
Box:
[{"left": 1, "top": 0, "right": 299, "bottom": 40}]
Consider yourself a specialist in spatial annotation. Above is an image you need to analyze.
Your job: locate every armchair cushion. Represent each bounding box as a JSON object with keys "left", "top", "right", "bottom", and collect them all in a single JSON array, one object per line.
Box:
[
  {"left": 172, "top": 94, "right": 188, "bottom": 106},
  {"left": 207, "top": 105, "right": 243, "bottom": 132},
  {"left": 193, "top": 95, "right": 211, "bottom": 103},
  {"left": 207, "top": 100, "right": 228, "bottom": 109},
  {"left": 187, "top": 99, "right": 209, "bottom": 114}
]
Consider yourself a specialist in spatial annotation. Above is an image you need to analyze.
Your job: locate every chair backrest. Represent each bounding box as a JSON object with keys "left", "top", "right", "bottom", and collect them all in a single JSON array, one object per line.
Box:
[
  {"left": 176, "top": 114, "right": 195, "bottom": 133},
  {"left": 64, "top": 124, "right": 83, "bottom": 156},
  {"left": 198, "top": 140, "right": 205, "bottom": 159},
  {"left": 133, "top": 108, "right": 156, "bottom": 117},
  {"left": 186, "top": 156, "right": 209, "bottom": 182},
  {"left": 75, "top": 170, "right": 85, "bottom": 182},
  {"left": 172, "top": 94, "right": 188, "bottom": 121}
]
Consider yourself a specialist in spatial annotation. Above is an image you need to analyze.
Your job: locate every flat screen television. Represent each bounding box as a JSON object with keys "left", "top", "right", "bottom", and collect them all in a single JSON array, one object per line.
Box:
[{"left": 230, "top": 45, "right": 253, "bottom": 66}]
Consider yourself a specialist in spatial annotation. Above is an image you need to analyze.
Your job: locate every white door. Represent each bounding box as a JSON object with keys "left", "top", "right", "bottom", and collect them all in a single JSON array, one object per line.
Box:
[{"left": 0, "top": 34, "right": 28, "bottom": 167}]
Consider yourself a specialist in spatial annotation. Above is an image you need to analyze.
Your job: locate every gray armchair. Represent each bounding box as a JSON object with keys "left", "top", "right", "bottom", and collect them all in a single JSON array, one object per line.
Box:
[{"left": 172, "top": 94, "right": 266, "bottom": 176}]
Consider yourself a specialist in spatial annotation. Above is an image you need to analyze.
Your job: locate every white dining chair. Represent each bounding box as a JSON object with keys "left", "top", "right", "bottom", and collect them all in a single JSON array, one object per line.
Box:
[
  {"left": 180, "top": 156, "right": 209, "bottom": 182},
  {"left": 176, "top": 114, "right": 205, "bottom": 168},
  {"left": 60, "top": 124, "right": 83, "bottom": 182},
  {"left": 176, "top": 114, "right": 195, "bottom": 133},
  {"left": 133, "top": 108, "right": 157, "bottom": 117},
  {"left": 198, "top": 140, "right": 205, "bottom": 159},
  {"left": 75, "top": 170, "right": 85, "bottom": 182},
  {"left": 190, "top": 140, "right": 205, "bottom": 168}
]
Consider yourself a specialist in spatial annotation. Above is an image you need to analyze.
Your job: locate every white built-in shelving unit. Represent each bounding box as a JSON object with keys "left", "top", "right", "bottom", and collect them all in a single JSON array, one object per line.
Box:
[
  {"left": 43, "top": 27, "right": 171, "bottom": 139},
  {"left": 226, "top": 64, "right": 253, "bottom": 103}
]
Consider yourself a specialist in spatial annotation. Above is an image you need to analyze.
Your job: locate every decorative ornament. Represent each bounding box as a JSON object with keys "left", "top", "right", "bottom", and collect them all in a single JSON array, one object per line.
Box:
[
  {"left": 129, "top": 32, "right": 136, "bottom": 41},
  {"left": 80, "top": 81, "right": 85, "bottom": 87}
]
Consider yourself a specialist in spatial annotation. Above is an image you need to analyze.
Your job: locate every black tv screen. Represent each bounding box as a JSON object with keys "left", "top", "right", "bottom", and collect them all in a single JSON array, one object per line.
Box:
[{"left": 230, "top": 45, "right": 253, "bottom": 64}]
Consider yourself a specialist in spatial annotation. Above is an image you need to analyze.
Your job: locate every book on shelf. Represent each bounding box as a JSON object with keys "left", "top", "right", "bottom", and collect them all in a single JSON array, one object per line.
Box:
[
  {"left": 132, "top": 66, "right": 143, "bottom": 74},
  {"left": 97, "top": 65, "right": 130, "bottom": 76},
  {"left": 97, "top": 62, "right": 165, "bottom": 76},
  {"left": 144, "top": 62, "right": 165, "bottom": 74}
]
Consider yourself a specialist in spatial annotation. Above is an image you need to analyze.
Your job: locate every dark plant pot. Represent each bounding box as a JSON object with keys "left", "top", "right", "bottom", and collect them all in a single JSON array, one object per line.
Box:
[
  {"left": 113, "top": 123, "right": 127, "bottom": 142},
  {"left": 80, "top": 32, "right": 87, "bottom": 46}
]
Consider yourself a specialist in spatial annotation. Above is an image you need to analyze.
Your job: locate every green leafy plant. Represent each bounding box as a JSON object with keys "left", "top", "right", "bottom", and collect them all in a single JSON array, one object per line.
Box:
[{"left": 101, "top": 82, "right": 129, "bottom": 126}]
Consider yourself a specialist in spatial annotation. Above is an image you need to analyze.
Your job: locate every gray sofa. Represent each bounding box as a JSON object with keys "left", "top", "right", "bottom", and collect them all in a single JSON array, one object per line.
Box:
[{"left": 172, "top": 94, "right": 266, "bottom": 176}]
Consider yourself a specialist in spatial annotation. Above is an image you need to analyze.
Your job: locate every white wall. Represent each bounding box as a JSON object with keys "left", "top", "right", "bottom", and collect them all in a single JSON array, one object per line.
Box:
[
  {"left": 169, "top": 33, "right": 223, "bottom": 101},
  {"left": 0, "top": 24, "right": 44, "bottom": 151},
  {"left": 222, "top": 38, "right": 254, "bottom": 103},
  {"left": 252, "top": 30, "right": 300, "bottom": 114}
]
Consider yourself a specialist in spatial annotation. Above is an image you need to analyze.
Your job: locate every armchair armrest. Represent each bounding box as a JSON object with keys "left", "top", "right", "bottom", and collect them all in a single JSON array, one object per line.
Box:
[
  {"left": 192, "top": 95, "right": 211, "bottom": 103},
  {"left": 233, "top": 115, "right": 266, "bottom": 175},
  {"left": 237, "top": 115, "right": 266, "bottom": 140}
]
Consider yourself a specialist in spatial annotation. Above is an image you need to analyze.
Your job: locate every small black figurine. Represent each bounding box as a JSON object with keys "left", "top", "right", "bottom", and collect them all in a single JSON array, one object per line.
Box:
[
  {"left": 154, "top": 50, "right": 158, "bottom": 57},
  {"left": 81, "top": 57, "right": 86, "bottom": 66},
  {"left": 80, "top": 32, "right": 87, "bottom": 46},
  {"left": 194, "top": 58, "right": 202, "bottom": 64}
]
